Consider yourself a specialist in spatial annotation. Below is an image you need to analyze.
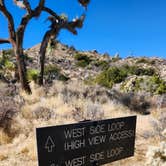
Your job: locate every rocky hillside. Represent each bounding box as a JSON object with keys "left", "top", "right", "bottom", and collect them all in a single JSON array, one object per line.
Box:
[
  {"left": 26, "top": 42, "right": 166, "bottom": 109},
  {"left": 26, "top": 42, "right": 166, "bottom": 82},
  {"left": 0, "top": 42, "right": 166, "bottom": 166}
]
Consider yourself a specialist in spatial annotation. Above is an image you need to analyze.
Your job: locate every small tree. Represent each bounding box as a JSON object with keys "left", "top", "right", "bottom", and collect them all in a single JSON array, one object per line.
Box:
[{"left": 0, "top": 0, "right": 90, "bottom": 93}]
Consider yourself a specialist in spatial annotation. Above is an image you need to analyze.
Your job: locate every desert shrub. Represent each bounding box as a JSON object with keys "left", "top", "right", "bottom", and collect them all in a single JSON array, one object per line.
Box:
[
  {"left": 0, "top": 53, "right": 15, "bottom": 71},
  {"left": 4, "top": 60, "right": 15, "bottom": 71},
  {"left": 146, "top": 129, "right": 166, "bottom": 166},
  {"left": 156, "top": 83, "right": 166, "bottom": 95},
  {"left": 93, "top": 64, "right": 157, "bottom": 89},
  {"left": 58, "top": 74, "right": 69, "bottom": 81},
  {"left": 27, "top": 69, "right": 39, "bottom": 82},
  {"left": 2, "top": 49, "right": 14, "bottom": 56},
  {"left": 121, "top": 75, "right": 166, "bottom": 95},
  {"left": 74, "top": 53, "right": 92, "bottom": 67},
  {"left": 0, "top": 84, "right": 20, "bottom": 144},
  {"left": 44, "top": 64, "right": 69, "bottom": 82},
  {"left": 121, "top": 77, "right": 143, "bottom": 93},
  {"left": 152, "top": 112, "right": 166, "bottom": 138},
  {"left": 94, "top": 66, "right": 127, "bottom": 88},
  {"left": 119, "top": 93, "right": 150, "bottom": 114},
  {"left": 111, "top": 57, "right": 121, "bottom": 62},
  {"left": 32, "top": 107, "right": 54, "bottom": 121},
  {"left": 133, "top": 68, "right": 155, "bottom": 76},
  {"left": 122, "top": 65, "right": 155, "bottom": 76},
  {"left": 0, "top": 53, "right": 16, "bottom": 82},
  {"left": 44, "top": 64, "right": 60, "bottom": 75},
  {"left": 136, "top": 58, "right": 155, "bottom": 65},
  {"left": 146, "top": 142, "right": 166, "bottom": 166},
  {"left": 24, "top": 53, "right": 33, "bottom": 62},
  {"left": 84, "top": 102, "right": 104, "bottom": 120},
  {"left": 93, "top": 60, "right": 110, "bottom": 70},
  {"left": 150, "top": 76, "right": 166, "bottom": 95}
]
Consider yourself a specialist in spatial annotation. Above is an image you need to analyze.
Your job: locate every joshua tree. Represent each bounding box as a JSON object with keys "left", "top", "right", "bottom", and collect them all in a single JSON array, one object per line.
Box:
[{"left": 0, "top": 0, "right": 90, "bottom": 93}]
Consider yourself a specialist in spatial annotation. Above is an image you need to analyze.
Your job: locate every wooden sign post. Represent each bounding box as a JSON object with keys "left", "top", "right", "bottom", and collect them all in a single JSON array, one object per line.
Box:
[{"left": 36, "top": 116, "right": 137, "bottom": 166}]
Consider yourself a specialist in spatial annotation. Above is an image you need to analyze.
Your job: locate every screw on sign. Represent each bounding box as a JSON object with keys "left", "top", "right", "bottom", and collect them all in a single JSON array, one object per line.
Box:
[{"left": 36, "top": 116, "right": 137, "bottom": 166}]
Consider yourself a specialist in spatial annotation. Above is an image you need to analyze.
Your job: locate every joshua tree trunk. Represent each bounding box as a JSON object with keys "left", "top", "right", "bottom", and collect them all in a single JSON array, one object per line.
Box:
[
  {"left": 14, "top": 46, "right": 31, "bottom": 94},
  {"left": 38, "top": 30, "right": 56, "bottom": 85}
]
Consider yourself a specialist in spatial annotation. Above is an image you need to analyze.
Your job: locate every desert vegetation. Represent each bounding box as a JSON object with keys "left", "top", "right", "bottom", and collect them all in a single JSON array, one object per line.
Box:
[{"left": 0, "top": 42, "right": 165, "bottom": 165}]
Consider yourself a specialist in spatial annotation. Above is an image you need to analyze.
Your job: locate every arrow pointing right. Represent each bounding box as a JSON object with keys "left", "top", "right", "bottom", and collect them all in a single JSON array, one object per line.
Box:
[{"left": 45, "top": 136, "right": 55, "bottom": 152}]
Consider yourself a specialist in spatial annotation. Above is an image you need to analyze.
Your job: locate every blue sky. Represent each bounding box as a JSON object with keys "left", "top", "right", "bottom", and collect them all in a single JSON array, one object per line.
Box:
[{"left": 0, "top": 0, "right": 166, "bottom": 58}]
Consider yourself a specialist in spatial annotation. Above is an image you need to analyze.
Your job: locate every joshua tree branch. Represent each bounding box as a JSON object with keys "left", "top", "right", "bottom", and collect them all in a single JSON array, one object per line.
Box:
[
  {"left": 33, "top": 0, "right": 45, "bottom": 17},
  {"left": 23, "top": 0, "right": 32, "bottom": 14},
  {"left": 0, "top": 38, "right": 10, "bottom": 44},
  {"left": 16, "top": 0, "right": 45, "bottom": 46},
  {"left": 38, "top": 29, "right": 56, "bottom": 85},
  {"left": 42, "top": 6, "right": 60, "bottom": 20},
  {"left": 0, "top": 1, "right": 16, "bottom": 44}
]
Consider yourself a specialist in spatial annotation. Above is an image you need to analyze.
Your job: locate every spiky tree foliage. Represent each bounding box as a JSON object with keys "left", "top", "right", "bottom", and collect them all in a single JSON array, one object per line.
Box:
[{"left": 0, "top": 0, "right": 90, "bottom": 93}]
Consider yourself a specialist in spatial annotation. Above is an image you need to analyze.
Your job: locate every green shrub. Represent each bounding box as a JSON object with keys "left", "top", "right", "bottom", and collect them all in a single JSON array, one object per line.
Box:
[
  {"left": 44, "top": 64, "right": 69, "bottom": 82},
  {"left": 134, "top": 68, "right": 155, "bottom": 76},
  {"left": 27, "top": 69, "right": 39, "bottom": 82},
  {"left": 121, "top": 75, "right": 166, "bottom": 94},
  {"left": 58, "top": 75, "right": 69, "bottom": 81},
  {"left": 0, "top": 49, "right": 14, "bottom": 70},
  {"left": 95, "top": 71, "right": 113, "bottom": 88},
  {"left": 44, "top": 64, "right": 60, "bottom": 75},
  {"left": 24, "top": 54, "right": 33, "bottom": 62},
  {"left": 4, "top": 60, "right": 15, "bottom": 71},
  {"left": 2, "top": 49, "right": 14, "bottom": 56},
  {"left": 111, "top": 57, "right": 121, "bottom": 62},
  {"left": 150, "top": 75, "right": 166, "bottom": 94},
  {"left": 122, "top": 65, "right": 155, "bottom": 76},
  {"left": 74, "top": 53, "right": 92, "bottom": 67},
  {"left": 156, "top": 83, "right": 166, "bottom": 94},
  {"left": 136, "top": 58, "right": 155, "bottom": 65},
  {"left": 76, "top": 61, "right": 89, "bottom": 68},
  {"left": 0, "top": 56, "right": 4, "bottom": 69},
  {"left": 93, "top": 60, "right": 110, "bottom": 69},
  {"left": 93, "top": 64, "right": 157, "bottom": 89},
  {"left": 150, "top": 75, "right": 161, "bottom": 84},
  {"left": 94, "top": 66, "right": 127, "bottom": 88}
]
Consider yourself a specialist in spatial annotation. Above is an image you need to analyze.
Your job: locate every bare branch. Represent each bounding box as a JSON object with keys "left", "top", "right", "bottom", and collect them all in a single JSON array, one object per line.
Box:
[
  {"left": 0, "top": 38, "right": 10, "bottom": 44},
  {"left": 34, "top": 0, "right": 45, "bottom": 17},
  {"left": 42, "top": 6, "right": 60, "bottom": 20},
  {"left": 43, "top": 6, "right": 85, "bottom": 35},
  {"left": 23, "top": 0, "right": 32, "bottom": 14},
  {"left": 48, "top": 14, "right": 86, "bottom": 35},
  {"left": 0, "top": 1, "right": 16, "bottom": 43},
  {"left": 78, "top": 0, "right": 90, "bottom": 10},
  {"left": 16, "top": 0, "right": 45, "bottom": 46},
  {"left": 65, "top": 14, "right": 85, "bottom": 34}
]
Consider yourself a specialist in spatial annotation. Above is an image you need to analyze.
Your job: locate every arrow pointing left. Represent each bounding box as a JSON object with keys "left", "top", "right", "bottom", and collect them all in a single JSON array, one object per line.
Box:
[{"left": 45, "top": 136, "right": 55, "bottom": 152}]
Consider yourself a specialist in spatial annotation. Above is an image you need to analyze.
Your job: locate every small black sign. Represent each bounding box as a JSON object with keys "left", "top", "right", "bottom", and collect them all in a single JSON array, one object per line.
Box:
[{"left": 36, "top": 116, "right": 137, "bottom": 166}]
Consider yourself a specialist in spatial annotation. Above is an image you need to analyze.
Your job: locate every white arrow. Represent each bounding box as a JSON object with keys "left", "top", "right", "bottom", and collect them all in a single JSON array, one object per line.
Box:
[{"left": 45, "top": 136, "right": 55, "bottom": 152}]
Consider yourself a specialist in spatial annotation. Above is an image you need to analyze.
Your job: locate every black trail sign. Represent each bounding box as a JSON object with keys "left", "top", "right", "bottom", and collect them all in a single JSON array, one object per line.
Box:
[{"left": 36, "top": 116, "right": 137, "bottom": 166}]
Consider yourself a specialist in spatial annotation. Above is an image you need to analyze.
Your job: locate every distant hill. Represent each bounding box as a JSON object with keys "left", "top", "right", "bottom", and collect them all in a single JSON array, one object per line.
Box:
[{"left": 0, "top": 42, "right": 166, "bottom": 166}]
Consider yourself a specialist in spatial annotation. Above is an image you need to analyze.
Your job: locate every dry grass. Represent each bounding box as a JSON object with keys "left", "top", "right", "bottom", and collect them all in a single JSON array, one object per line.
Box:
[{"left": 0, "top": 80, "right": 165, "bottom": 166}]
